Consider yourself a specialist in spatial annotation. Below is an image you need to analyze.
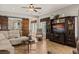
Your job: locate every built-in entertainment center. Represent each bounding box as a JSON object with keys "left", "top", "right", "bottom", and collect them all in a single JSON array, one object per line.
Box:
[{"left": 46, "top": 16, "right": 76, "bottom": 47}]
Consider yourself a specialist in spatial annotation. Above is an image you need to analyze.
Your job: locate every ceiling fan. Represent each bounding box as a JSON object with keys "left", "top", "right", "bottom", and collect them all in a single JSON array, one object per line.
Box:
[{"left": 22, "top": 4, "right": 42, "bottom": 12}]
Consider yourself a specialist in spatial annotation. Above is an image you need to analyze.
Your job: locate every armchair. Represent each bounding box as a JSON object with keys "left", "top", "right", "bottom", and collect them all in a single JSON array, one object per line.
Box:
[{"left": 36, "top": 29, "right": 43, "bottom": 41}]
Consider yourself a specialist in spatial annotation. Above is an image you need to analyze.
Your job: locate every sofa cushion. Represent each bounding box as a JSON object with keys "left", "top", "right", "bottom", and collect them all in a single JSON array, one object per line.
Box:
[
  {"left": 0, "top": 33, "right": 6, "bottom": 40},
  {"left": 8, "top": 30, "right": 20, "bottom": 38},
  {"left": 8, "top": 30, "right": 14, "bottom": 38},
  {"left": 0, "top": 31, "right": 9, "bottom": 39},
  {"left": 20, "top": 36, "right": 29, "bottom": 41},
  {"left": 0, "top": 38, "right": 15, "bottom": 54},
  {"left": 9, "top": 38, "right": 22, "bottom": 45},
  {"left": 0, "top": 39, "right": 11, "bottom": 46}
]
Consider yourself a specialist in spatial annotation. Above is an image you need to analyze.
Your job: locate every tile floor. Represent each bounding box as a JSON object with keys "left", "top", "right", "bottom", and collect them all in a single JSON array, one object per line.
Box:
[
  {"left": 14, "top": 39, "right": 75, "bottom": 54},
  {"left": 47, "top": 39, "right": 75, "bottom": 54}
]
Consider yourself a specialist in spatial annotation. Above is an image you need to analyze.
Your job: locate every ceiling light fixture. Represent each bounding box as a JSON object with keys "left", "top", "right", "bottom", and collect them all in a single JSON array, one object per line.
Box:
[{"left": 22, "top": 4, "right": 42, "bottom": 12}]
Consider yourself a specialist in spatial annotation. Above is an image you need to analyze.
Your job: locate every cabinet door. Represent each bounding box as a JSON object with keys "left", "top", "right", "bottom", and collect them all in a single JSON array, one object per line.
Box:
[
  {"left": 67, "top": 17, "right": 75, "bottom": 41},
  {"left": 46, "top": 20, "right": 51, "bottom": 39},
  {"left": 65, "top": 17, "right": 76, "bottom": 47}
]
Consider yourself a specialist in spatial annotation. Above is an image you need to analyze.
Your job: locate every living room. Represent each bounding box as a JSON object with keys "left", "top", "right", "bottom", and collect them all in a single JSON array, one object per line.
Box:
[{"left": 0, "top": 4, "right": 79, "bottom": 54}]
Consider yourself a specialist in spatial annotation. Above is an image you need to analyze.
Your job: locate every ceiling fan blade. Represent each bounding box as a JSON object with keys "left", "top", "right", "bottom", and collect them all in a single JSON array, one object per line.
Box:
[
  {"left": 34, "top": 7, "right": 41, "bottom": 9},
  {"left": 22, "top": 7, "right": 33, "bottom": 9},
  {"left": 33, "top": 9, "right": 38, "bottom": 12}
]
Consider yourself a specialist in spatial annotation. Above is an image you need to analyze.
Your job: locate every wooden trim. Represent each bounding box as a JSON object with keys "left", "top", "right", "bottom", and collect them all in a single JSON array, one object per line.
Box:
[
  {"left": 31, "top": 20, "right": 37, "bottom": 23},
  {"left": 0, "top": 15, "right": 23, "bottom": 19},
  {"left": 40, "top": 17, "right": 50, "bottom": 22}
]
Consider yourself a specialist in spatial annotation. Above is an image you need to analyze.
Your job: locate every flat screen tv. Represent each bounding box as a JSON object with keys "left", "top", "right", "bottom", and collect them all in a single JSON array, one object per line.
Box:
[{"left": 53, "top": 24, "right": 65, "bottom": 33}]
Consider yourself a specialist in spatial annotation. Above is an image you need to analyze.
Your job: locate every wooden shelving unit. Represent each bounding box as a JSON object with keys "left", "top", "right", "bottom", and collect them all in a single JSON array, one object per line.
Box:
[{"left": 49, "top": 16, "right": 76, "bottom": 47}]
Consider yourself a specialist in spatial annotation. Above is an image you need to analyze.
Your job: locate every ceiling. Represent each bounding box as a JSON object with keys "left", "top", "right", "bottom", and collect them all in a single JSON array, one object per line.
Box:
[{"left": 0, "top": 4, "right": 71, "bottom": 17}]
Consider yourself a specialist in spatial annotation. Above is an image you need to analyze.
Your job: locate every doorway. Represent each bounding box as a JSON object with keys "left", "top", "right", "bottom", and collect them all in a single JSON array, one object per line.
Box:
[{"left": 40, "top": 22, "right": 46, "bottom": 38}]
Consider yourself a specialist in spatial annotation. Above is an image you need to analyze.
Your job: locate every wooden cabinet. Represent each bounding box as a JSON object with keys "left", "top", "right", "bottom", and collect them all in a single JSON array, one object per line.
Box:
[
  {"left": 50, "top": 16, "right": 76, "bottom": 47},
  {"left": 0, "top": 16, "right": 8, "bottom": 31},
  {"left": 22, "top": 18, "right": 29, "bottom": 36}
]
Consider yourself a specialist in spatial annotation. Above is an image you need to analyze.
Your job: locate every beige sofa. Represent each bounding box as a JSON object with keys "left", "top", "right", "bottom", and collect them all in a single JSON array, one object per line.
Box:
[
  {"left": 0, "top": 30, "right": 29, "bottom": 45},
  {"left": 0, "top": 33, "right": 14, "bottom": 54}
]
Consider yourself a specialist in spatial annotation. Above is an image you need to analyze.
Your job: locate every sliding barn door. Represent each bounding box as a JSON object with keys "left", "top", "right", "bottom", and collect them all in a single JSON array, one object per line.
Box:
[{"left": 22, "top": 18, "right": 29, "bottom": 36}]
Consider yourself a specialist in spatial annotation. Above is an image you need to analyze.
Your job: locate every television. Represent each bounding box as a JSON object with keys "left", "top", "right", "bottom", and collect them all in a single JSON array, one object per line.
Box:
[{"left": 53, "top": 24, "right": 65, "bottom": 33}]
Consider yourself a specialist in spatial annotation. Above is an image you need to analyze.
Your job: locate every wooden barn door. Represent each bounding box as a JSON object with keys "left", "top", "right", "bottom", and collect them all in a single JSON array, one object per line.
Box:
[{"left": 22, "top": 18, "right": 29, "bottom": 36}]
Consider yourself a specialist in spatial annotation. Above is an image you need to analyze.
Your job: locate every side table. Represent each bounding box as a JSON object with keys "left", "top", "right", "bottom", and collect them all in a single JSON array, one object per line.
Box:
[{"left": 27, "top": 39, "right": 35, "bottom": 53}]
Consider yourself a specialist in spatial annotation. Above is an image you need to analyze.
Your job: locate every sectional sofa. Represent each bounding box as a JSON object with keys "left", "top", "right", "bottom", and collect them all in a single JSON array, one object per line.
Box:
[{"left": 0, "top": 30, "right": 29, "bottom": 54}]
